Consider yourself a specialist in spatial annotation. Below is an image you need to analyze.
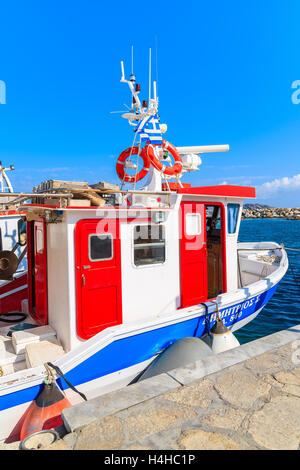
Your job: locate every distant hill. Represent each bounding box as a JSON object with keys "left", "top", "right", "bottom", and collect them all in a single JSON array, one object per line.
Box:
[{"left": 243, "top": 204, "right": 274, "bottom": 210}]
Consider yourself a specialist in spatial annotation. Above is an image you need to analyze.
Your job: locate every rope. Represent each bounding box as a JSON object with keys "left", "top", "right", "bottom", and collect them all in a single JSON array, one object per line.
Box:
[
  {"left": 194, "top": 302, "right": 211, "bottom": 338},
  {"left": 46, "top": 362, "right": 87, "bottom": 402},
  {"left": 237, "top": 247, "right": 280, "bottom": 251},
  {"left": 237, "top": 243, "right": 300, "bottom": 252},
  {"left": 280, "top": 244, "right": 300, "bottom": 290},
  {"left": 237, "top": 245, "right": 300, "bottom": 253},
  {"left": 203, "top": 303, "right": 211, "bottom": 337},
  {"left": 0, "top": 312, "right": 27, "bottom": 323}
]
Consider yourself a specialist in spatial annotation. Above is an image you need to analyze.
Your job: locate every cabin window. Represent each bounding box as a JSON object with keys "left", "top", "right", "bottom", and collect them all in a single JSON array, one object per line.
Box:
[
  {"left": 185, "top": 213, "right": 201, "bottom": 236},
  {"left": 227, "top": 204, "right": 240, "bottom": 234},
  {"left": 36, "top": 229, "right": 44, "bottom": 254},
  {"left": 89, "top": 234, "right": 113, "bottom": 261},
  {"left": 133, "top": 225, "right": 165, "bottom": 266},
  {"left": 18, "top": 218, "right": 27, "bottom": 246}
]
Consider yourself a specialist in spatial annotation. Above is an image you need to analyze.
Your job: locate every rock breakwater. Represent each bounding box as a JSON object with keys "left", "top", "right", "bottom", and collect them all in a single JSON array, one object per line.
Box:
[{"left": 242, "top": 206, "right": 300, "bottom": 219}]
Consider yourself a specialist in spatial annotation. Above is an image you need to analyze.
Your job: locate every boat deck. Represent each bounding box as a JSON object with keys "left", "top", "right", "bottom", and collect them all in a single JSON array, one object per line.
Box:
[{"left": 0, "top": 318, "right": 63, "bottom": 376}]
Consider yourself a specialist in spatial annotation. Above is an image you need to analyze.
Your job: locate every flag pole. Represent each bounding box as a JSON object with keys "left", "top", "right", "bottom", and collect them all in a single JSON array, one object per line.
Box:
[{"left": 149, "top": 48, "right": 151, "bottom": 103}]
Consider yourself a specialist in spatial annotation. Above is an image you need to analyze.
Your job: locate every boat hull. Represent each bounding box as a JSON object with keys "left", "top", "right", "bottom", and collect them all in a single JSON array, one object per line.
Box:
[{"left": 0, "top": 279, "right": 280, "bottom": 442}]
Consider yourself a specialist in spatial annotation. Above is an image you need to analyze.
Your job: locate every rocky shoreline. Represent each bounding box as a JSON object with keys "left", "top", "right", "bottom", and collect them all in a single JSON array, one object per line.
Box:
[{"left": 242, "top": 206, "right": 300, "bottom": 220}]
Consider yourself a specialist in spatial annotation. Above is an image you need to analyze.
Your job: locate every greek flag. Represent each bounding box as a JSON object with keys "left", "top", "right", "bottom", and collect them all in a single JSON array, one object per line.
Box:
[{"left": 135, "top": 113, "right": 163, "bottom": 146}]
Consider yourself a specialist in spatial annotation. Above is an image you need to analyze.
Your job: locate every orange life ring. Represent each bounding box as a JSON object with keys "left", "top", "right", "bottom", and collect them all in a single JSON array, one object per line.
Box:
[
  {"left": 146, "top": 140, "right": 183, "bottom": 176},
  {"left": 116, "top": 146, "right": 150, "bottom": 183}
]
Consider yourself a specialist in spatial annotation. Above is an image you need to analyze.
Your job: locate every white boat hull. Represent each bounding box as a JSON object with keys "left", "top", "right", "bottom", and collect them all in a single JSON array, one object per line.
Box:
[{"left": 0, "top": 242, "right": 288, "bottom": 442}]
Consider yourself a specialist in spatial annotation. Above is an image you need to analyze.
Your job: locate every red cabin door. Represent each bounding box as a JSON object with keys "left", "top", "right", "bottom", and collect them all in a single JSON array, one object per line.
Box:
[
  {"left": 75, "top": 219, "right": 122, "bottom": 340},
  {"left": 30, "top": 219, "right": 48, "bottom": 325},
  {"left": 180, "top": 202, "right": 207, "bottom": 308}
]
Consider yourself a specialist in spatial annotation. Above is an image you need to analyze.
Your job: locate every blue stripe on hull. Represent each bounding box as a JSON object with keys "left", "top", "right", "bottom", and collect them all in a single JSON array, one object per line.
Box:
[{"left": 0, "top": 284, "right": 278, "bottom": 411}]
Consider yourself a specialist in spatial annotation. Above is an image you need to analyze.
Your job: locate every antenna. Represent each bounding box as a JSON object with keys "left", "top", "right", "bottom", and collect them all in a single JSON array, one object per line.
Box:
[
  {"left": 149, "top": 48, "right": 151, "bottom": 102},
  {"left": 153, "top": 81, "right": 157, "bottom": 102},
  {"left": 120, "top": 58, "right": 142, "bottom": 113},
  {"left": 121, "top": 61, "right": 125, "bottom": 81},
  {"left": 155, "top": 35, "right": 158, "bottom": 100},
  {"left": 129, "top": 46, "right": 136, "bottom": 83}
]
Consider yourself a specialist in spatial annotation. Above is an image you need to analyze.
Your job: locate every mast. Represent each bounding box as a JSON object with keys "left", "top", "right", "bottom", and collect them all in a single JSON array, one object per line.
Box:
[
  {"left": 149, "top": 48, "right": 151, "bottom": 103},
  {"left": 117, "top": 49, "right": 229, "bottom": 194}
]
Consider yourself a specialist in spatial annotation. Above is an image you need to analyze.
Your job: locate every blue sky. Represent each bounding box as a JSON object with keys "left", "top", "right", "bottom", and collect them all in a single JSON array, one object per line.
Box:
[{"left": 0, "top": 0, "right": 299, "bottom": 206}]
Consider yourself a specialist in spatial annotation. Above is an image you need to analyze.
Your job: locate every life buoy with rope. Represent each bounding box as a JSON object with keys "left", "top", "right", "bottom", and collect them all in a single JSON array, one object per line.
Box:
[
  {"left": 116, "top": 146, "right": 150, "bottom": 183},
  {"left": 146, "top": 140, "right": 183, "bottom": 177}
]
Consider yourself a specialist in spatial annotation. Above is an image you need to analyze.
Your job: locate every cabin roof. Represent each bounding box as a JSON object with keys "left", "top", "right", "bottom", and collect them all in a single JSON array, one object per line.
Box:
[
  {"left": 18, "top": 184, "right": 256, "bottom": 215},
  {"left": 177, "top": 184, "right": 256, "bottom": 199}
]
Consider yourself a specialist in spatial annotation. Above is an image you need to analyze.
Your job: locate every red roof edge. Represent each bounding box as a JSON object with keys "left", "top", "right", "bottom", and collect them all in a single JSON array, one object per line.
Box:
[{"left": 177, "top": 184, "right": 256, "bottom": 198}]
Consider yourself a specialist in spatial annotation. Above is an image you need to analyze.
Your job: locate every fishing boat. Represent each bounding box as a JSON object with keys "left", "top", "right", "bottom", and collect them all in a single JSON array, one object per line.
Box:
[{"left": 0, "top": 58, "right": 288, "bottom": 442}]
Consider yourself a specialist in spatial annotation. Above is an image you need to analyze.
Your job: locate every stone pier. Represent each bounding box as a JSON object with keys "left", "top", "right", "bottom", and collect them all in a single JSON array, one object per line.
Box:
[{"left": 1, "top": 324, "right": 300, "bottom": 450}]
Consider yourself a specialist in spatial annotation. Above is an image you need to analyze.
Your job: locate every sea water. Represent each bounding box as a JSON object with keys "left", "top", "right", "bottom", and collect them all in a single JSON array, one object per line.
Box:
[{"left": 235, "top": 218, "right": 300, "bottom": 344}]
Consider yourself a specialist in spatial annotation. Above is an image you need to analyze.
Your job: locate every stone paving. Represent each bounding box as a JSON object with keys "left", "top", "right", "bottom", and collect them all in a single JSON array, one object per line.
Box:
[{"left": 54, "top": 328, "right": 300, "bottom": 450}]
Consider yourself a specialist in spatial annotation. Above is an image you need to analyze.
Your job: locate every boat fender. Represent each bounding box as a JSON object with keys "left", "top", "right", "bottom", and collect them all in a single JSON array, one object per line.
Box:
[
  {"left": 20, "top": 381, "right": 71, "bottom": 440},
  {"left": 210, "top": 318, "right": 240, "bottom": 354},
  {"left": 136, "top": 337, "right": 213, "bottom": 382}
]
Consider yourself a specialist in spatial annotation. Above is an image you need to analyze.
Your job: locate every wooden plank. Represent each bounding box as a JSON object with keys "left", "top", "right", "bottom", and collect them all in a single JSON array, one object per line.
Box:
[{"left": 90, "top": 181, "right": 120, "bottom": 191}]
